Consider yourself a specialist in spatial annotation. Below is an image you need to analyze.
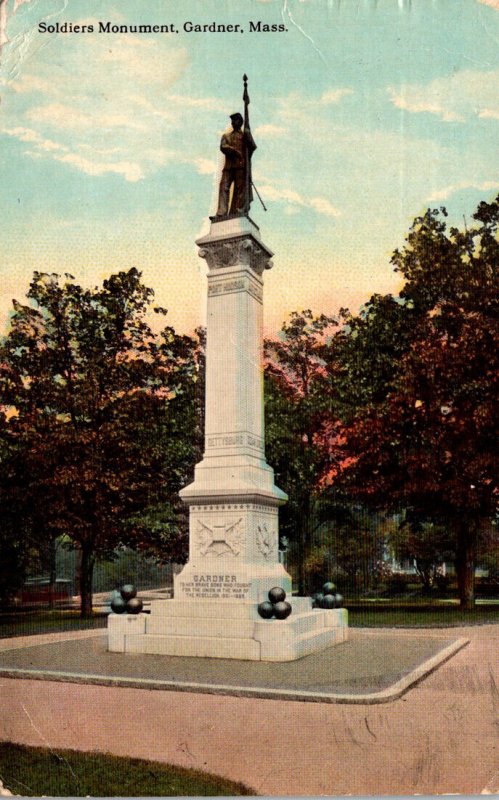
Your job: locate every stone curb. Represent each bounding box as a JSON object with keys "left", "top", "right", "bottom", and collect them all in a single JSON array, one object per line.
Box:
[{"left": 0, "top": 637, "right": 469, "bottom": 705}]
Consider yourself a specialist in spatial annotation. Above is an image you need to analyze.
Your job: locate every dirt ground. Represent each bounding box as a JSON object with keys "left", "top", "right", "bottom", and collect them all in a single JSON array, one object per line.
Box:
[{"left": 0, "top": 624, "right": 498, "bottom": 796}]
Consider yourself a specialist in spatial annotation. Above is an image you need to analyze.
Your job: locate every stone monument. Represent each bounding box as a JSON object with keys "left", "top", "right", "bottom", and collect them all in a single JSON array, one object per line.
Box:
[{"left": 108, "top": 77, "right": 348, "bottom": 660}]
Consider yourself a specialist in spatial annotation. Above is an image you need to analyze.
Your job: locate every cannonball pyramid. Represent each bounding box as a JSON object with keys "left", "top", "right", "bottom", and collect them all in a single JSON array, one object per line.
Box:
[
  {"left": 312, "top": 581, "right": 343, "bottom": 610},
  {"left": 110, "top": 584, "right": 144, "bottom": 615},
  {"left": 257, "top": 587, "right": 292, "bottom": 620}
]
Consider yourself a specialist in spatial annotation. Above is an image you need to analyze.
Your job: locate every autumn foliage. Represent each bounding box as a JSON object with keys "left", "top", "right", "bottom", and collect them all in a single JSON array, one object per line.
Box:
[
  {"left": 332, "top": 197, "right": 498, "bottom": 607},
  {"left": 0, "top": 269, "right": 202, "bottom": 615}
]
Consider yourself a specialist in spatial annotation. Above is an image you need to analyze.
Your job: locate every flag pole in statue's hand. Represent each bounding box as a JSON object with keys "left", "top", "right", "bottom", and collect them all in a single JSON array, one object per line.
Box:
[
  {"left": 243, "top": 73, "right": 250, "bottom": 128},
  {"left": 243, "top": 74, "right": 267, "bottom": 212},
  {"left": 243, "top": 74, "right": 251, "bottom": 213}
]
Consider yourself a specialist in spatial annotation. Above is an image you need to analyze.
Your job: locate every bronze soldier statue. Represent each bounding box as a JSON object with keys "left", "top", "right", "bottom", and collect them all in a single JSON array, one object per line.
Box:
[{"left": 215, "top": 75, "right": 257, "bottom": 218}]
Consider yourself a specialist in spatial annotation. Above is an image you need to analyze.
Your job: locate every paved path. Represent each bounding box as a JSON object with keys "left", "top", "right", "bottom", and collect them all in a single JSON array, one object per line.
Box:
[
  {"left": 0, "top": 624, "right": 498, "bottom": 796},
  {"left": 0, "top": 629, "right": 466, "bottom": 702}
]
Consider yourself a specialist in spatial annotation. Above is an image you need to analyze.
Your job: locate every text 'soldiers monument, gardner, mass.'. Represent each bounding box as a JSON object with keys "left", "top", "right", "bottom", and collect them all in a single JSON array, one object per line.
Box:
[{"left": 108, "top": 77, "right": 348, "bottom": 660}]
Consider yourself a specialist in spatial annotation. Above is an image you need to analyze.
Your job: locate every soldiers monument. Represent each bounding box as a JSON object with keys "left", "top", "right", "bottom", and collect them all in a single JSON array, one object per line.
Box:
[{"left": 108, "top": 77, "right": 348, "bottom": 660}]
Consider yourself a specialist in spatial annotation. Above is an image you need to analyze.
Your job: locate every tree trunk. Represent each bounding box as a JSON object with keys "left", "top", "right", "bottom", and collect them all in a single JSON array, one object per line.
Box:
[
  {"left": 297, "top": 521, "right": 306, "bottom": 597},
  {"left": 416, "top": 561, "right": 433, "bottom": 595},
  {"left": 48, "top": 538, "right": 57, "bottom": 609},
  {"left": 298, "top": 495, "right": 313, "bottom": 596},
  {"left": 79, "top": 544, "right": 95, "bottom": 618},
  {"left": 454, "top": 519, "right": 477, "bottom": 611}
]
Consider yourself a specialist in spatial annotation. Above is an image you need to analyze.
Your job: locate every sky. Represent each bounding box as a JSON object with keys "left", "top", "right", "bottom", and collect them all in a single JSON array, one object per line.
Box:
[{"left": 0, "top": 0, "right": 498, "bottom": 336}]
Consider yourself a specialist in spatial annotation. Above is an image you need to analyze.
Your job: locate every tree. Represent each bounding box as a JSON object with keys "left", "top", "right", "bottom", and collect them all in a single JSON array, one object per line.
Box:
[
  {"left": 333, "top": 293, "right": 418, "bottom": 422},
  {"left": 334, "top": 196, "right": 498, "bottom": 608},
  {"left": 388, "top": 516, "right": 454, "bottom": 594},
  {"left": 0, "top": 411, "right": 40, "bottom": 605},
  {"left": 304, "top": 501, "right": 388, "bottom": 595},
  {"left": 0, "top": 269, "right": 201, "bottom": 616},
  {"left": 264, "top": 310, "right": 342, "bottom": 594}
]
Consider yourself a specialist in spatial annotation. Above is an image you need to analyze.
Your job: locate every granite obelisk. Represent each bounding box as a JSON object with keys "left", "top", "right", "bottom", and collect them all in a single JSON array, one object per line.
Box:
[{"left": 176, "top": 74, "right": 292, "bottom": 606}]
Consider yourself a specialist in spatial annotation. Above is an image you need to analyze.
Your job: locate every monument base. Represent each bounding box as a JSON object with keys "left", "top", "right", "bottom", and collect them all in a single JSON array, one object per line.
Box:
[
  {"left": 108, "top": 598, "right": 348, "bottom": 662},
  {"left": 106, "top": 208, "right": 352, "bottom": 663}
]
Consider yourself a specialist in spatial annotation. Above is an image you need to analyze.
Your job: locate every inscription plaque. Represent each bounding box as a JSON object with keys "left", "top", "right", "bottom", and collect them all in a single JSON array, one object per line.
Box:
[{"left": 179, "top": 575, "right": 252, "bottom": 600}]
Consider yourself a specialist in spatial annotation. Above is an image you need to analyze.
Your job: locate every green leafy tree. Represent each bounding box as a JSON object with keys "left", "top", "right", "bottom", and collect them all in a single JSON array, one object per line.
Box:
[
  {"left": 333, "top": 293, "right": 418, "bottom": 422},
  {"left": 303, "top": 501, "right": 388, "bottom": 595},
  {"left": 0, "top": 269, "right": 201, "bottom": 616},
  {"left": 388, "top": 517, "right": 454, "bottom": 594}
]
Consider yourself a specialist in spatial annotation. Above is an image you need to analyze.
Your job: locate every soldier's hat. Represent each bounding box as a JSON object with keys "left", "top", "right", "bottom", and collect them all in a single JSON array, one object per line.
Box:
[{"left": 230, "top": 112, "right": 243, "bottom": 122}]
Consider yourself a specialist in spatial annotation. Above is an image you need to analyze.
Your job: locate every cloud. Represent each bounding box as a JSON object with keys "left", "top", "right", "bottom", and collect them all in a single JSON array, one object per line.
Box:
[
  {"left": 258, "top": 183, "right": 341, "bottom": 218},
  {"left": 11, "top": 74, "right": 55, "bottom": 93},
  {"left": 98, "top": 33, "right": 186, "bottom": 84},
  {"left": 27, "top": 103, "right": 99, "bottom": 131},
  {"left": 479, "top": 108, "right": 499, "bottom": 120},
  {"left": 1, "top": 125, "right": 67, "bottom": 152},
  {"left": 189, "top": 158, "right": 217, "bottom": 175},
  {"left": 3, "top": 125, "right": 43, "bottom": 143},
  {"left": 320, "top": 88, "right": 353, "bottom": 105},
  {"left": 54, "top": 153, "right": 144, "bottom": 182},
  {"left": 388, "top": 69, "right": 499, "bottom": 122},
  {"left": 309, "top": 197, "right": 341, "bottom": 217},
  {"left": 167, "top": 94, "right": 225, "bottom": 111},
  {"left": 389, "top": 90, "right": 461, "bottom": 122},
  {"left": 0, "top": 24, "right": 226, "bottom": 183},
  {"left": 254, "top": 123, "right": 287, "bottom": 138},
  {"left": 27, "top": 102, "right": 148, "bottom": 133},
  {"left": 255, "top": 85, "right": 496, "bottom": 234},
  {"left": 259, "top": 184, "right": 306, "bottom": 205},
  {"left": 428, "top": 180, "right": 499, "bottom": 202},
  {"left": 277, "top": 87, "right": 353, "bottom": 115}
]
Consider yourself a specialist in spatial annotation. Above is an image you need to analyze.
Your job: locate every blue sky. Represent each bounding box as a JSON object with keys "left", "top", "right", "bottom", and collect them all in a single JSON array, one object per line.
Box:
[{"left": 1, "top": 0, "right": 498, "bottom": 334}]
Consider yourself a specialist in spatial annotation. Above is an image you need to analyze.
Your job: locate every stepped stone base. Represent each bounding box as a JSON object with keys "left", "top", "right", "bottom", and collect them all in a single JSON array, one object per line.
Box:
[{"left": 108, "top": 598, "right": 348, "bottom": 662}]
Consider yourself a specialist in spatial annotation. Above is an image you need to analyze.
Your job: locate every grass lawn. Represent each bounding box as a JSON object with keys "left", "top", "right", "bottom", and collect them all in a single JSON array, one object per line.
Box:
[
  {"left": 0, "top": 743, "right": 253, "bottom": 796},
  {"left": 347, "top": 602, "right": 499, "bottom": 627},
  {"left": 1, "top": 602, "right": 498, "bottom": 640},
  {"left": 0, "top": 609, "right": 108, "bottom": 639}
]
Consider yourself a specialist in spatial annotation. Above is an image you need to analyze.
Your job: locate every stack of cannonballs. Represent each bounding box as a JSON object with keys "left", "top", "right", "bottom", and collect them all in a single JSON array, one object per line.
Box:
[
  {"left": 312, "top": 581, "right": 343, "bottom": 610},
  {"left": 110, "top": 584, "right": 143, "bottom": 614},
  {"left": 257, "top": 586, "right": 292, "bottom": 620}
]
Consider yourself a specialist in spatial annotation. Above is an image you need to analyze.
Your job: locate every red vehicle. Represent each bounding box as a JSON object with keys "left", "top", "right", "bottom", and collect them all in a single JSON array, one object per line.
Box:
[{"left": 19, "top": 578, "right": 73, "bottom": 606}]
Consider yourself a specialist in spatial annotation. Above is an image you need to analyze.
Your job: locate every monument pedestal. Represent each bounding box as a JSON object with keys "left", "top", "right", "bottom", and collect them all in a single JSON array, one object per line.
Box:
[
  {"left": 108, "top": 215, "right": 348, "bottom": 661},
  {"left": 108, "top": 601, "right": 348, "bottom": 661}
]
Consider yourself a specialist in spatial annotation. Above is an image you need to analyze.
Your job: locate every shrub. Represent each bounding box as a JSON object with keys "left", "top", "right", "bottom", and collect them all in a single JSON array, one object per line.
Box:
[{"left": 386, "top": 573, "right": 411, "bottom": 596}]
